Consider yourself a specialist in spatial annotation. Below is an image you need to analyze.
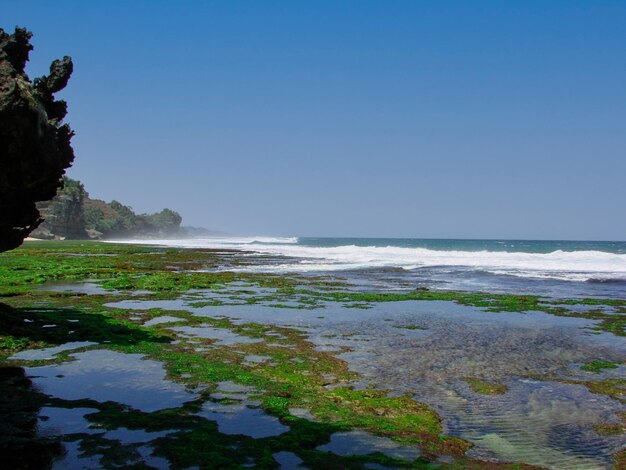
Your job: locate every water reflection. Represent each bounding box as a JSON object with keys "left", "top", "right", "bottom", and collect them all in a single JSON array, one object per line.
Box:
[
  {"left": 317, "top": 430, "right": 421, "bottom": 460},
  {"left": 109, "top": 295, "right": 625, "bottom": 469},
  {"left": 27, "top": 350, "right": 194, "bottom": 412},
  {"left": 0, "top": 366, "right": 64, "bottom": 469}
]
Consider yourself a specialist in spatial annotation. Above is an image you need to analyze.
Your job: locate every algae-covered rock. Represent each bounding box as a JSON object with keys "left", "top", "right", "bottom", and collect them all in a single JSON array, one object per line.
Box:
[{"left": 0, "top": 27, "right": 75, "bottom": 252}]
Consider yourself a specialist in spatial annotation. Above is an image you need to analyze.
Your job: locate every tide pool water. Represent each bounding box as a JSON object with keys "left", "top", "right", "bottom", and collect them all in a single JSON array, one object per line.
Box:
[{"left": 106, "top": 291, "right": 626, "bottom": 469}]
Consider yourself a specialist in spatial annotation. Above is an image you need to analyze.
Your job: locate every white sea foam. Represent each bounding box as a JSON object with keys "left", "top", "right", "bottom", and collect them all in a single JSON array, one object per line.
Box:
[{"left": 110, "top": 238, "right": 626, "bottom": 282}]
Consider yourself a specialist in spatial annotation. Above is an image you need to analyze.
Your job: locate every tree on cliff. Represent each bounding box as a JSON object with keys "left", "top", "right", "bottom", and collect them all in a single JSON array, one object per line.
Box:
[
  {"left": 0, "top": 27, "right": 75, "bottom": 252},
  {"left": 34, "top": 176, "right": 184, "bottom": 239},
  {"left": 146, "top": 208, "right": 183, "bottom": 235}
]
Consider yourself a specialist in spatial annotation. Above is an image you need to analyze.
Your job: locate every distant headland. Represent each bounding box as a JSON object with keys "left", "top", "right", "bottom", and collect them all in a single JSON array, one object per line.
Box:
[{"left": 31, "top": 177, "right": 213, "bottom": 240}]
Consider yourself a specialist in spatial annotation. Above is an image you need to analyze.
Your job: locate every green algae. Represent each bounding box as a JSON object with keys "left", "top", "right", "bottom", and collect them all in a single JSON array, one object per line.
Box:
[
  {"left": 394, "top": 325, "right": 428, "bottom": 331},
  {"left": 0, "top": 302, "right": 169, "bottom": 361},
  {"left": 0, "top": 335, "right": 31, "bottom": 352},
  {"left": 549, "top": 376, "right": 626, "bottom": 402},
  {"left": 581, "top": 360, "right": 620, "bottom": 373},
  {"left": 463, "top": 378, "right": 508, "bottom": 395},
  {"left": 583, "top": 378, "right": 626, "bottom": 401}
]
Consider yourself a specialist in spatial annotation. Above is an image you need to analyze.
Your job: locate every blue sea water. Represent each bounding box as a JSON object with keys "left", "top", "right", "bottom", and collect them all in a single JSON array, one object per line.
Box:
[
  {"left": 119, "top": 236, "right": 626, "bottom": 299},
  {"left": 297, "top": 237, "right": 626, "bottom": 254}
]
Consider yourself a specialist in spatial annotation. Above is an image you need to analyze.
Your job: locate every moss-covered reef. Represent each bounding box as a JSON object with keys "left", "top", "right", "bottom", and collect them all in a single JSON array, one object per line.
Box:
[
  {"left": 0, "top": 241, "right": 623, "bottom": 468},
  {"left": 2, "top": 241, "right": 625, "bottom": 335},
  {"left": 0, "top": 302, "right": 168, "bottom": 357}
]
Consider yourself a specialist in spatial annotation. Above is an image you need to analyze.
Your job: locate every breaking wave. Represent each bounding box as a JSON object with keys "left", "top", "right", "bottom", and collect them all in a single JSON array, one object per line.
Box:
[{"left": 114, "top": 237, "right": 626, "bottom": 283}]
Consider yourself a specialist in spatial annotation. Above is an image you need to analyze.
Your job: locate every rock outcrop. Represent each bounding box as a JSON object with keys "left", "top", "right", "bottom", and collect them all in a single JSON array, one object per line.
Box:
[
  {"left": 0, "top": 27, "right": 75, "bottom": 252},
  {"left": 32, "top": 177, "right": 185, "bottom": 240},
  {"left": 34, "top": 177, "right": 87, "bottom": 239}
]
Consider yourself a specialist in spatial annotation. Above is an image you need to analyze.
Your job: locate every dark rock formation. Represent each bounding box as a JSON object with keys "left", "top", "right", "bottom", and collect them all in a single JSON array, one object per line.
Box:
[
  {"left": 0, "top": 364, "right": 64, "bottom": 468},
  {"left": 0, "top": 27, "right": 75, "bottom": 252},
  {"left": 34, "top": 177, "right": 87, "bottom": 239}
]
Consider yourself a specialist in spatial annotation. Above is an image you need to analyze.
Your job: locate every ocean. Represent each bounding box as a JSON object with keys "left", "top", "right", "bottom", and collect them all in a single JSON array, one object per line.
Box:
[{"left": 117, "top": 237, "right": 626, "bottom": 299}]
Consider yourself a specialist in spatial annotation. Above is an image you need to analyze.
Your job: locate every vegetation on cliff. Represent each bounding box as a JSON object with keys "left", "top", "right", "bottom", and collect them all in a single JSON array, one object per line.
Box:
[{"left": 33, "top": 177, "right": 183, "bottom": 239}]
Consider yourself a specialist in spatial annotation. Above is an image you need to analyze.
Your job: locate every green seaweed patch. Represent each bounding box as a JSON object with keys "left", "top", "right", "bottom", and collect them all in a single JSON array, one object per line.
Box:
[
  {"left": 0, "top": 302, "right": 169, "bottom": 357},
  {"left": 593, "top": 317, "right": 626, "bottom": 337},
  {"left": 555, "top": 377, "right": 626, "bottom": 402},
  {"left": 581, "top": 360, "right": 620, "bottom": 373},
  {"left": 463, "top": 378, "right": 508, "bottom": 395},
  {"left": 0, "top": 335, "right": 36, "bottom": 353},
  {"left": 0, "top": 241, "right": 193, "bottom": 288},
  {"left": 584, "top": 379, "right": 626, "bottom": 400},
  {"left": 102, "top": 271, "right": 237, "bottom": 292}
]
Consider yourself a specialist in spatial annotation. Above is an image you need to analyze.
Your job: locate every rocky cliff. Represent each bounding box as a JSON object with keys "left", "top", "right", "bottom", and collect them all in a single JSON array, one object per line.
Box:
[
  {"left": 0, "top": 27, "right": 75, "bottom": 251},
  {"left": 32, "top": 177, "right": 184, "bottom": 240}
]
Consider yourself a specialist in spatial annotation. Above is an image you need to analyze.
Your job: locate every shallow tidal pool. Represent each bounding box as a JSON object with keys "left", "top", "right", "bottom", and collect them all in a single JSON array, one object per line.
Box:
[
  {"left": 2, "top": 272, "right": 624, "bottom": 469},
  {"left": 102, "top": 291, "right": 626, "bottom": 470}
]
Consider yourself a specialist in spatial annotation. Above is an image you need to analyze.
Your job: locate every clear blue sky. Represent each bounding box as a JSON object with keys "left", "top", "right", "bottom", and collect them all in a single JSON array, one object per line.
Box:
[{"left": 5, "top": 1, "right": 626, "bottom": 240}]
